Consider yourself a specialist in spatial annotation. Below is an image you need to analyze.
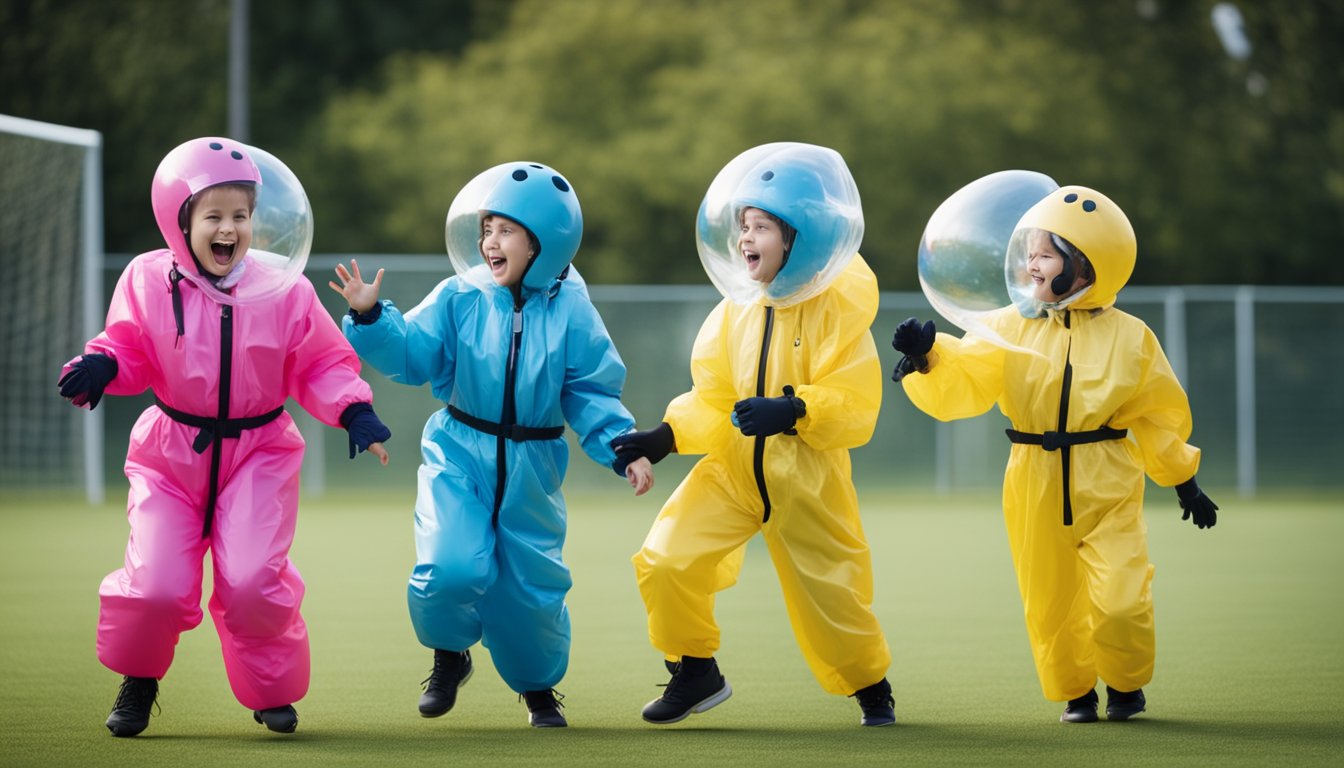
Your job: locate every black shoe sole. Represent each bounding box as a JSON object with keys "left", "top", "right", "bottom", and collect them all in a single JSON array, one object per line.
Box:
[
  {"left": 641, "top": 681, "right": 733, "bottom": 725},
  {"left": 106, "top": 719, "right": 148, "bottom": 737},
  {"left": 529, "top": 710, "right": 569, "bottom": 728},
  {"left": 1105, "top": 686, "right": 1145, "bottom": 721},
  {"left": 1060, "top": 711, "right": 1100, "bottom": 723},
  {"left": 419, "top": 664, "right": 474, "bottom": 717},
  {"left": 253, "top": 708, "right": 298, "bottom": 733}
]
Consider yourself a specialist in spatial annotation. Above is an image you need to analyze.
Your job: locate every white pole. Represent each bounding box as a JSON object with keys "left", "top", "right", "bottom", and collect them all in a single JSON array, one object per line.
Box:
[
  {"left": 1164, "top": 287, "right": 1188, "bottom": 385},
  {"left": 0, "top": 114, "right": 99, "bottom": 147},
  {"left": 1234, "top": 286, "right": 1256, "bottom": 496},
  {"left": 82, "top": 137, "right": 105, "bottom": 505}
]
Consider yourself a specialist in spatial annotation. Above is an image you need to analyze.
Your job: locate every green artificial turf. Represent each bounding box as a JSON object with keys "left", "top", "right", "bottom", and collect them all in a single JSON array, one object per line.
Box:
[{"left": 1, "top": 487, "right": 1340, "bottom": 766}]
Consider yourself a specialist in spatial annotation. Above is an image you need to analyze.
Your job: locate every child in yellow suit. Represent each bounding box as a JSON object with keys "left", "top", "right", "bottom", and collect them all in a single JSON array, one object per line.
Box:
[
  {"left": 612, "top": 143, "right": 894, "bottom": 727},
  {"left": 892, "top": 185, "right": 1219, "bottom": 723}
]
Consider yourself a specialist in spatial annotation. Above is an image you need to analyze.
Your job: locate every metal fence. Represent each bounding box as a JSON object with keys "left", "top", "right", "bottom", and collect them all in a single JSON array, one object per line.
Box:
[{"left": 89, "top": 255, "right": 1344, "bottom": 500}]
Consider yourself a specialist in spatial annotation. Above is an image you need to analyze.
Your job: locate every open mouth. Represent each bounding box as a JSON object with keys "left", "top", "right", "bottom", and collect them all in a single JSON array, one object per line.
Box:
[
  {"left": 211, "top": 242, "right": 236, "bottom": 265},
  {"left": 743, "top": 250, "right": 761, "bottom": 267},
  {"left": 487, "top": 255, "right": 508, "bottom": 274}
]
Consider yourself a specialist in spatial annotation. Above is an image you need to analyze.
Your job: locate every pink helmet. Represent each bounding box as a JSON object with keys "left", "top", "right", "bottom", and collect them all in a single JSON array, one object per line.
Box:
[{"left": 151, "top": 137, "right": 262, "bottom": 263}]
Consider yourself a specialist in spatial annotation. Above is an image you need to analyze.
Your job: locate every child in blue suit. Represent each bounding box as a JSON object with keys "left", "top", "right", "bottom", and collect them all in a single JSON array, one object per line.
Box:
[{"left": 330, "top": 162, "right": 652, "bottom": 727}]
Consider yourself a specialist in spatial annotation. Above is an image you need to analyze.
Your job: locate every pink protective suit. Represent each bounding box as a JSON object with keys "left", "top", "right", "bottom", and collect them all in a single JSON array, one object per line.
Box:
[{"left": 67, "top": 247, "right": 372, "bottom": 710}]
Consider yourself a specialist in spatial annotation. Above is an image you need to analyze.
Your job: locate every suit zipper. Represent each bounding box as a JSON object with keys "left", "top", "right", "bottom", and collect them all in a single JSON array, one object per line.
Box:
[
  {"left": 202, "top": 304, "right": 233, "bottom": 538},
  {"left": 1057, "top": 311, "right": 1074, "bottom": 526},
  {"left": 753, "top": 306, "right": 774, "bottom": 522},
  {"left": 493, "top": 306, "right": 523, "bottom": 526}
]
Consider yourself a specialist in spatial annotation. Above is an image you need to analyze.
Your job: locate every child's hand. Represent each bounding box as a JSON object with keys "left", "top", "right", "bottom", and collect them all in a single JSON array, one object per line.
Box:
[
  {"left": 626, "top": 457, "right": 653, "bottom": 496},
  {"left": 57, "top": 353, "right": 118, "bottom": 410},
  {"left": 611, "top": 423, "right": 675, "bottom": 465},
  {"left": 366, "top": 442, "right": 390, "bottom": 466},
  {"left": 892, "top": 317, "right": 936, "bottom": 356},
  {"left": 342, "top": 403, "right": 391, "bottom": 465},
  {"left": 328, "top": 259, "right": 384, "bottom": 313},
  {"left": 1175, "top": 477, "right": 1217, "bottom": 530},
  {"left": 891, "top": 317, "right": 936, "bottom": 381}
]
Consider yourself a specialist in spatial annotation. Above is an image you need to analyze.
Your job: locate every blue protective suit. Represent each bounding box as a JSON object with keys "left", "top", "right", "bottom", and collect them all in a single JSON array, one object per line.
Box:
[{"left": 343, "top": 267, "right": 635, "bottom": 692}]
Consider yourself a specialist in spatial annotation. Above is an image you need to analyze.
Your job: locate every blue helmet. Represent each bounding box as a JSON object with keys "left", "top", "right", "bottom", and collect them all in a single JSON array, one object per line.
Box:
[
  {"left": 734, "top": 163, "right": 843, "bottom": 301},
  {"left": 446, "top": 161, "right": 582, "bottom": 292},
  {"left": 698, "top": 143, "right": 863, "bottom": 307}
]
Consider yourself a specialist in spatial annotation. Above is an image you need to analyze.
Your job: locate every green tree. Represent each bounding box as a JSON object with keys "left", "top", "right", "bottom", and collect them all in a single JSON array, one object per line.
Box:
[
  {"left": 311, "top": 0, "right": 1118, "bottom": 288},
  {"left": 0, "top": 0, "right": 497, "bottom": 254},
  {"left": 5, "top": 0, "right": 1340, "bottom": 285},
  {"left": 2, "top": 0, "right": 231, "bottom": 253}
]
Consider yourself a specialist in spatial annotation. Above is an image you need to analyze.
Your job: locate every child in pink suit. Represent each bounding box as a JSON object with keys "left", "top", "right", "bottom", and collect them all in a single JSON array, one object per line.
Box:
[{"left": 58, "top": 137, "right": 390, "bottom": 737}]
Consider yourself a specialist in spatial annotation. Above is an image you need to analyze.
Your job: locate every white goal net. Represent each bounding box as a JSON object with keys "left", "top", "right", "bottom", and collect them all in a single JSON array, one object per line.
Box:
[{"left": 0, "top": 115, "right": 104, "bottom": 502}]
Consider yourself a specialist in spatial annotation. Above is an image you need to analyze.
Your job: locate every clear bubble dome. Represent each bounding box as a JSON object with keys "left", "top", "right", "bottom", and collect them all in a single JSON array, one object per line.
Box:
[
  {"left": 212, "top": 145, "right": 312, "bottom": 305},
  {"left": 917, "top": 170, "right": 1057, "bottom": 349}
]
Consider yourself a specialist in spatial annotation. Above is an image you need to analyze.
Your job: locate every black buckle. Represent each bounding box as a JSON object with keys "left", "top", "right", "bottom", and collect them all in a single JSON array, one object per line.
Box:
[{"left": 192, "top": 425, "right": 218, "bottom": 454}]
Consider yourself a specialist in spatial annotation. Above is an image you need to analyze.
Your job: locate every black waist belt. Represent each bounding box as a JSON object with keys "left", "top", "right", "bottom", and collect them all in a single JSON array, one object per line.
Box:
[
  {"left": 1005, "top": 426, "right": 1127, "bottom": 452},
  {"left": 156, "top": 397, "right": 286, "bottom": 454},
  {"left": 155, "top": 396, "right": 284, "bottom": 538},
  {"left": 448, "top": 404, "right": 564, "bottom": 442}
]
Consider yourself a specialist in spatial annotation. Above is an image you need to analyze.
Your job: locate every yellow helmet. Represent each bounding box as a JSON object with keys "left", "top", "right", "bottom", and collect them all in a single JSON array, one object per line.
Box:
[{"left": 1012, "top": 185, "right": 1136, "bottom": 309}]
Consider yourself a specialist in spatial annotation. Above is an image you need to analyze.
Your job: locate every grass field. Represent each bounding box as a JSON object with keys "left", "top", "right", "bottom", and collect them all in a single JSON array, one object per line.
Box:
[{"left": 1, "top": 487, "right": 1341, "bottom": 767}]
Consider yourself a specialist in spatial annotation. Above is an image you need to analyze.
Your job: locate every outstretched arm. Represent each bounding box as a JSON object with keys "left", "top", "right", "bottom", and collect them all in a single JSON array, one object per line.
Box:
[{"left": 559, "top": 293, "right": 644, "bottom": 471}]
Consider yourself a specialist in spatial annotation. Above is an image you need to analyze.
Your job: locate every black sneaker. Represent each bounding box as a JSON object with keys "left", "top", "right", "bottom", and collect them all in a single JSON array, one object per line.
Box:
[
  {"left": 106, "top": 676, "right": 158, "bottom": 737},
  {"left": 851, "top": 678, "right": 895, "bottom": 727},
  {"left": 641, "top": 656, "right": 732, "bottom": 725},
  {"left": 521, "top": 689, "right": 568, "bottom": 728},
  {"left": 420, "top": 649, "right": 473, "bottom": 717},
  {"left": 1060, "top": 689, "right": 1099, "bottom": 723},
  {"left": 1105, "top": 686, "right": 1146, "bottom": 721},
  {"left": 253, "top": 704, "right": 298, "bottom": 733}
]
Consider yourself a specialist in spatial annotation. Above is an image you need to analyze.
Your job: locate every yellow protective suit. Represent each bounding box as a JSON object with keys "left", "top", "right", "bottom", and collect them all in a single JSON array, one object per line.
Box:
[
  {"left": 633, "top": 255, "right": 891, "bottom": 696},
  {"left": 901, "top": 188, "right": 1201, "bottom": 702}
]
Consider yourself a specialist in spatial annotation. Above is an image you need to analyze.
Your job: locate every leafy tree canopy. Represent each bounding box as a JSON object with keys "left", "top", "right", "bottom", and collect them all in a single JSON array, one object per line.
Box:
[{"left": 4, "top": 0, "right": 1341, "bottom": 286}]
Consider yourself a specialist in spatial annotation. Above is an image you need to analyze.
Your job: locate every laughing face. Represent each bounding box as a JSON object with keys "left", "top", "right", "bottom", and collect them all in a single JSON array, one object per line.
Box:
[
  {"left": 480, "top": 214, "right": 535, "bottom": 288},
  {"left": 738, "top": 207, "right": 787, "bottom": 284},
  {"left": 1026, "top": 228, "right": 1089, "bottom": 302},
  {"left": 188, "top": 185, "right": 254, "bottom": 278}
]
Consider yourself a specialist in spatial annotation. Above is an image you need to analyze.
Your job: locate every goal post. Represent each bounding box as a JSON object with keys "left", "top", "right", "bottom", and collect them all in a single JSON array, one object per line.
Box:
[{"left": 0, "top": 114, "right": 104, "bottom": 504}]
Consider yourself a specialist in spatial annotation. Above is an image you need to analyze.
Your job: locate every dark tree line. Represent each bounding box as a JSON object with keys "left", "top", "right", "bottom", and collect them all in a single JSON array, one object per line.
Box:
[{"left": 4, "top": 0, "right": 1341, "bottom": 288}]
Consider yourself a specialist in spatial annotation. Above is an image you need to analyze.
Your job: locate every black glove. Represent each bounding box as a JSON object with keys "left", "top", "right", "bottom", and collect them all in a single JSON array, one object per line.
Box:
[
  {"left": 340, "top": 402, "right": 391, "bottom": 459},
  {"left": 348, "top": 301, "right": 384, "bottom": 326},
  {"left": 1175, "top": 477, "right": 1218, "bottom": 530},
  {"left": 732, "top": 388, "right": 806, "bottom": 437},
  {"left": 57, "top": 353, "right": 118, "bottom": 410},
  {"left": 611, "top": 422, "right": 675, "bottom": 474},
  {"left": 891, "top": 317, "right": 935, "bottom": 382}
]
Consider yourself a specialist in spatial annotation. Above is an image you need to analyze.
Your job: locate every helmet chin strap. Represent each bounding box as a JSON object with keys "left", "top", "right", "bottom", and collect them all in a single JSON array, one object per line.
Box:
[
  {"left": 1050, "top": 260, "right": 1075, "bottom": 297},
  {"left": 777, "top": 222, "right": 798, "bottom": 272},
  {"left": 510, "top": 250, "right": 539, "bottom": 307},
  {"left": 1048, "top": 233, "right": 1077, "bottom": 297}
]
